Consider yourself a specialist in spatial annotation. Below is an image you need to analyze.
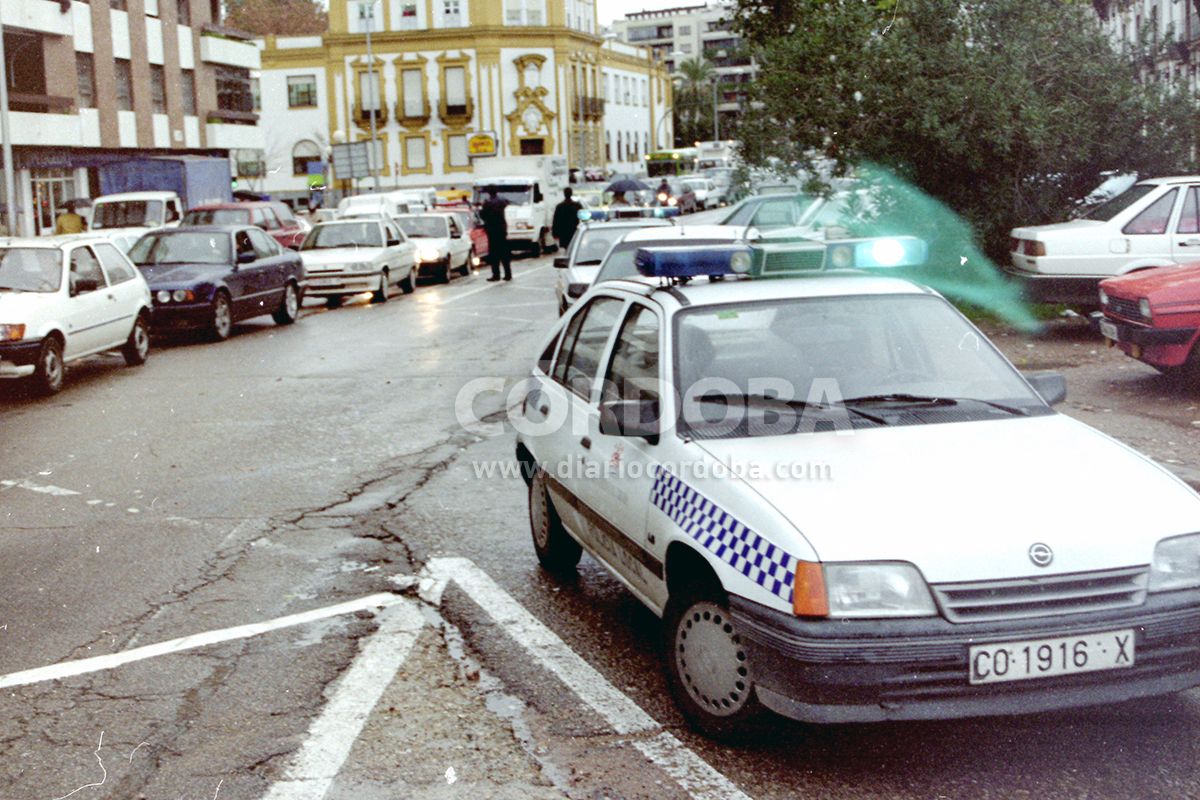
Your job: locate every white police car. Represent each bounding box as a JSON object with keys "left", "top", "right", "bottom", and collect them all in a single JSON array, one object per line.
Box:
[{"left": 515, "top": 243, "right": 1200, "bottom": 739}]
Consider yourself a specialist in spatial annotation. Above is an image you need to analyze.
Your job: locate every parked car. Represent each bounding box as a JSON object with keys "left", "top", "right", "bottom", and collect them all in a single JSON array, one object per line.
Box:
[
  {"left": 0, "top": 236, "right": 152, "bottom": 394},
  {"left": 298, "top": 218, "right": 417, "bottom": 306},
  {"left": 128, "top": 225, "right": 305, "bottom": 340},
  {"left": 1009, "top": 175, "right": 1200, "bottom": 305},
  {"left": 1096, "top": 264, "right": 1200, "bottom": 385},
  {"left": 183, "top": 202, "right": 308, "bottom": 250},
  {"left": 553, "top": 218, "right": 672, "bottom": 314},
  {"left": 394, "top": 213, "right": 473, "bottom": 283},
  {"left": 432, "top": 205, "right": 487, "bottom": 267}
]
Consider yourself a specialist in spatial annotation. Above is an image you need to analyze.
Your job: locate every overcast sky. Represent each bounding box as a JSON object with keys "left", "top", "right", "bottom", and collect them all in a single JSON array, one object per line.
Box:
[{"left": 597, "top": 0, "right": 699, "bottom": 26}]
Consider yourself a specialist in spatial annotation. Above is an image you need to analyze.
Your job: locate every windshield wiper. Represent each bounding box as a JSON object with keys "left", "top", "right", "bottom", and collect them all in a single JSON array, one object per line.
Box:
[
  {"left": 841, "top": 394, "right": 1028, "bottom": 416},
  {"left": 694, "top": 393, "right": 887, "bottom": 424}
]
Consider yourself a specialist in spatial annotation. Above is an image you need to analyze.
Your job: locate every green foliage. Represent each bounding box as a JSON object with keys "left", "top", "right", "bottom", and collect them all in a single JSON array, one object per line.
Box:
[
  {"left": 732, "top": 0, "right": 1200, "bottom": 264},
  {"left": 673, "top": 58, "right": 717, "bottom": 147}
]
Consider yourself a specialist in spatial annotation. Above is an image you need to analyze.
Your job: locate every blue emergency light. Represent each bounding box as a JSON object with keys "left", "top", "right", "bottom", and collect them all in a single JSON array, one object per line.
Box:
[
  {"left": 635, "top": 246, "right": 753, "bottom": 278},
  {"left": 826, "top": 236, "right": 928, "bottom": 269}
]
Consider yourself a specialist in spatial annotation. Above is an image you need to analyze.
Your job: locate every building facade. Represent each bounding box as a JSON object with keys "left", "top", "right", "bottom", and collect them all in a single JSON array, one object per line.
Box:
[
  {"left": 610, "top": 1, "right": 755, "bottom": 144},
  {"left": 1097, "top": 0, "right": 1200, "bottom": 90},
  {"left": 255, "top": 0, "right": 671, "bottom": 203},
  {"left": 1, "top": 0, "right": 263, "bottom": 236}
]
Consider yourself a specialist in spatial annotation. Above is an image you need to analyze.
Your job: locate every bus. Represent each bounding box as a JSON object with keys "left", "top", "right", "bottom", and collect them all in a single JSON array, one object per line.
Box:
[{"left": 645, "top": 147, "right": 699, "bottom": 178}]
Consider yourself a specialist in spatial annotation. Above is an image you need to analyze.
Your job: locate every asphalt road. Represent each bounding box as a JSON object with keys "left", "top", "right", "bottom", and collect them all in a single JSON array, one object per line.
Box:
[{"left": 3, "top": 234, "right": 1200, "bottom": 800}]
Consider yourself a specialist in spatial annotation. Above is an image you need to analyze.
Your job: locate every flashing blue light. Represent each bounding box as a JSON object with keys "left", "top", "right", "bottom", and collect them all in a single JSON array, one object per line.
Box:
[
  {"left": 635, "top": 246, "right": 753, "bottom": 279},
  {"left": 825, "top": 236, "right": 928, "bottom": 270},
  {"left": 577, "top": 209, "right": 593, "bottom": 221}
]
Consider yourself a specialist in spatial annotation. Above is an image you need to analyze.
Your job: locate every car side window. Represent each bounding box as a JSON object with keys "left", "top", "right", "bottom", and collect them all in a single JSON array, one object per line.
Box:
[
  {"left": 448, "top": 217, "right": 461, "bottom": 237},
  {"left": 69, "top": 246, "right": 107, "bottom": 292},
  {"left": 235, "top": 231, "right": 257, "bottom": 260},
  {"left": 602, "top": 304, "right": 661, "bottom": 406},
  {"left": 247, "top": 228, "right": 279, "bottom": 258},
  {"left": 92, "top": 242, "right": 137, "bottom": 284},
  {"left": 723, "top": 201, "right": 757, "bottom": 226},
  {"left": 1178, "top": 188, "right": 1200, "bottom": 235},
  {"left": 553, "top": 296, "right": 623, "bottom": 400},
  {"left": 261, "top": 209, "right": 281, "bottom": 230},
  {"left": 1123, "top": 189, "right": 1178, "bottom": 235},
  {"left": 751, "top": 198, "right": 798, "bottom": 228},
  {"left": 165, "top": 202, "right": 181, "bottom": 223}
]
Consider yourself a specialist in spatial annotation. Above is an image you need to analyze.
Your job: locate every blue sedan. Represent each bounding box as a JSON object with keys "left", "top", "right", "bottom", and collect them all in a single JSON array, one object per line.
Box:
[{"left": 128, "top": 225, "right": 306, "bottom": 341}]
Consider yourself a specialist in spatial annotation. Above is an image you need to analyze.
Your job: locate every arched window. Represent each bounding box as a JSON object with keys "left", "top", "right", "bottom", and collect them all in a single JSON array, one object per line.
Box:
[{"left": 292, "top": 140, "right": 321, "bottom": 176}]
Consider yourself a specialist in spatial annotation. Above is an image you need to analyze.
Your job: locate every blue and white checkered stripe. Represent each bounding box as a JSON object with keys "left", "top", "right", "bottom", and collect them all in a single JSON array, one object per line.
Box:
[{"left": 650, "top": 466, "right": 798, "bottom": 604}]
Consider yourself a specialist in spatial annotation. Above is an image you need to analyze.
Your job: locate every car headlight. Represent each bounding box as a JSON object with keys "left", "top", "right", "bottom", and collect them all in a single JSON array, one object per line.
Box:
[
  {"left": 1099, "top": 288, "right": 1109, "bottom": 305},
  {"left": 1139, "top": 298, "right": 1152, "bottom": 319},
  {"left": 348, "top": 262, "right": 370, "bottom": 271},
  {"left": 1150, "top": 533, "right": 1200, "bottom": 592},
  {"left": 0, "top": 324, "right": 26, "bottom": 341},
  {"left": 156, "top": 290, "right": 171, "bottom": 304},
  {"left": 668, "top": 196, "right": 678, "bottom": 207},
  {"left": 172, "top": 289, "right": 194, "bottom": 302},
  {"left": 794, "top": 561, "right": 937, "bottom": 618},
  {"left": 419, "top": 248, "right": 442, "bottom": 262}
]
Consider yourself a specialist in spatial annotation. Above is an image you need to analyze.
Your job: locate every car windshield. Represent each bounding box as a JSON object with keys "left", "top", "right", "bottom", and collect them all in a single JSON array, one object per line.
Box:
[
  {"left": 595, "top": 238, "right": 731, "bottom": 283},
  {"left": 682, "top": 179, "right": 707, "bottom": 191},
  {"left": 572, "top": 228, "right": 647, "bottom": 266},
  {"left": 302, "top": 222, "right": 383, "bottom": 249},
  {"left": 92, "top": 200, "right": 164, "bottom": 229},
  {"left": 395, "top": 216, "right": 448, "bottom": 238},
  {"left": 674, "top": 294, "right": 1048, "bottom": 439},
  {"left": 183, "top": 209, "right": 251, "bottom": 226},
  {"left": 1082, "top": 183, "right": 1157, "bottom": 221},
  {"left": 128, "top": 232, "right": 232, "bottom": 265},
  {"left": 0, "top": 248, "right": 62, "bottom": 292},
  {"left": 473, "top": 187, "right": 532, "bottom": 205}
]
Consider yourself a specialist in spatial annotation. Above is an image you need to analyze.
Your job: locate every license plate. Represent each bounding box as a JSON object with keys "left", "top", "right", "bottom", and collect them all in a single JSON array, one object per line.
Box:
[
  {"left": 968, "top": 629, "right": 1134, "bottom": 685},
  {"left": 310, "top": 278, "right": 342, "bottom": 287},
  {"left": 1098, "top": 319, "right": 1119, "bottom": 341}
]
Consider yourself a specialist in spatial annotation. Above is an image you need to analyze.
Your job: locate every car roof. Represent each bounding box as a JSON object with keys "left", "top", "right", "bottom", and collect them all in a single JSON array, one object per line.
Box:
[
  {"left": 189, "top": 202, "right": 271, "bottom": 210},
  {"left": 152, "top": 225, "right": 242, "bottom": 234},
  {"left": 581, "top": 219, "right": 673, "bottom": 231},
  {"left": 1138, "top": 176, "right": 1200, "bottom": 185},
  {"left": 316, "top": 218, "right": 384, "bottom": 225},
  {"left": 617, "top": 224, "right": 748, "bottom": 243},
  {"left": 95, "top": 191, "right": 177, "bottom": 201},
  {"left": 606, "top": 272, "right": 931, "bottom": 309}
]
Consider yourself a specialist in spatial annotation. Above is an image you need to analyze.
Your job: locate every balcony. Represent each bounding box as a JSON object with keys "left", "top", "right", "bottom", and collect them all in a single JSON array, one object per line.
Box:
[
  {"left": 199, "top": 27, "right": 260, "bottom": 69},
  {"left": 439, "top": 98, "right": 474, "bottom": 127},
  {"left": 354, "top": 104, "right": 387, "bottom": 126},
  {"left": 573, "top": 96, "right": 604, "bottom": 120},
  {"left": 1, "top": 108, "right": 100, "bottom": 148},
  {"left": 0, "top": 0, "right": 73, "bottom": 37},
  {"left": 205, "top": 121, "right": 264, "bottom": 150}
]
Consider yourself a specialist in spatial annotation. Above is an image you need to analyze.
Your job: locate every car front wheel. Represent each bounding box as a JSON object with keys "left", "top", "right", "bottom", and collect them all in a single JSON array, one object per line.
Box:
[
  {"left": 372, "top": 269, "right": 390, "bottom": 303},
  {"left": 121, "top": 314, "right": 150, "bottom": 365},
  {"left": 663, "top": 589, "right": 767, "bottom": 741},
  {"left": 209, "top": 292, "right": 233, "bottom": 341},
  {"left": 33, "top": 336, "right": 65, "bottom": 395},
  {"left": 273, "top": 282, "right": 300, "bottom": 324},
  {"left": 529, "top": 468, "right": 581, "bottom": 575}
]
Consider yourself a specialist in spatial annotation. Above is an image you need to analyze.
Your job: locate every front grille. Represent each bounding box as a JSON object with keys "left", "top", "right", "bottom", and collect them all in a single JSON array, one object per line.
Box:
[
  {"left": 762, "top": 248, "right": 824, "bottom": 274},
  {"left": 931, "top": 566, "right": 1149, "bottom": 623},
  {"left": 1107, "top": 295, "right": 1144, "bottom": 321}
]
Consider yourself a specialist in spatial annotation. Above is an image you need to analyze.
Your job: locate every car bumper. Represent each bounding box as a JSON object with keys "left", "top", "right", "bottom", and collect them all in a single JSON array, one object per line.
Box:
[
  {"left": 1090, "top": 312, "right": 1198, "bottom": 368},
  {"left": 0, "top": 338, "right": 43, "bottom": 378},
  {"left": 1003, "top": 266, "right": 1105, "bottom": 305},
  {"left": 731, "top": 590, "right": 1200, "bottom": 724},
  {"left": 151, "top": 301, "right": 215, "bottom": 331},
  {"left": 304, "top": 271, "right": 382, "bottom": 296}
]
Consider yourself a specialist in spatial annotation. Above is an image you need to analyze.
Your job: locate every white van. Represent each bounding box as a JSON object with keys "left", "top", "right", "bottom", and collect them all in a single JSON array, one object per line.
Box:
[{"left": 472, "top": 156, "right": 569, "bottom": 254}]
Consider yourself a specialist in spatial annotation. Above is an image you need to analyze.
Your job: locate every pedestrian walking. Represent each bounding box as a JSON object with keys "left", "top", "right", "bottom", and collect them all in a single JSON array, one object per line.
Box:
[
  {"left": 480, "top": 186, "right": 512, "bottom": 282},
  {"left": 551, "top": 187, "right": 583, "bottom": 251}
]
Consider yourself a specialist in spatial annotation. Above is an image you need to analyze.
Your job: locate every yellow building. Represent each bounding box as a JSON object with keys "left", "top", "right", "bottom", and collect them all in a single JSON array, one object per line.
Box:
[{"left": 256, "top": 0, "right": 672, "bottom": 200}]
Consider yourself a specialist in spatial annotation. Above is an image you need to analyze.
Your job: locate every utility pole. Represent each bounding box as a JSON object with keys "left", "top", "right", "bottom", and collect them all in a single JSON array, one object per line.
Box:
[
  {"left": 360, "top": 1, "right": 380, "bottom": 191},
  {"left": 0, "top": 27, "right": 17, "bottom": 235}
]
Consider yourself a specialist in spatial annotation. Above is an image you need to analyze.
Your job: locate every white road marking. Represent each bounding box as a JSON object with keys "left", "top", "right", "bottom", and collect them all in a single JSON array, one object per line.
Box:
[
  {"left": 0, "top": 479, "right": 81, "bottom": 497},
  {"left": 424, "top": 557, "right": 754, "bottom": 800},
  {"left": 0, "top": 593, "right": 405, "bottom": 690},
  {"left": 258, "top": 600, "right": 425, "bottom": 800},
  {"left": 421, "top": 265, "right": 550, "bottom": 306}
]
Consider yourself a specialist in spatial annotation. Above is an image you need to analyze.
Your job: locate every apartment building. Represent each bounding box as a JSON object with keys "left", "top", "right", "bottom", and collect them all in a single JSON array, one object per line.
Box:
[
  {"left": 610, "top": 1, "right": 755, "bottom": 142},
  {"left": 1, "top": 0, "right": 263, "bottom": 236},
  {"left": 1097, "top": 0, "right": 1200, "bottom": 90},
  {"left": 256, "top": 0, "right": 671, "bottom": 203}
]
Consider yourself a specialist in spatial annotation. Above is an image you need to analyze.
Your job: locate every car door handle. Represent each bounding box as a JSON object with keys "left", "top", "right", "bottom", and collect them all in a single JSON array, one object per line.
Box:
[
  {"left": 580, "top": 436, "right": 592, "bottom": 450},
  {"left": 1180, "top": 239, "right": 1200, "bottom": 246},
  {"left": 106, "top": 294, "right": 116, "bottom": 301}
]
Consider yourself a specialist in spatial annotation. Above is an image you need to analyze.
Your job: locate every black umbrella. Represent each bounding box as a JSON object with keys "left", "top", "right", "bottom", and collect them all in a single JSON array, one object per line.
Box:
[{"left": 606, "top": 178, "right": 651, "bottom": 195}]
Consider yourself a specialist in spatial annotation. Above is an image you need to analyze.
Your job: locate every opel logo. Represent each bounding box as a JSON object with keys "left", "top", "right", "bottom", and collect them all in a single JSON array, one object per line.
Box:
[{"left": 1029, "top": 543, "right": 1054, "bottom": 567}]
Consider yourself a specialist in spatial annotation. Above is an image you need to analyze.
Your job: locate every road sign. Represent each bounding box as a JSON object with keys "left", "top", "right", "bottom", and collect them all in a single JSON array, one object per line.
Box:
[
  {"left": 330, "top": 141, "right": 372, "bottom": 180},
  {"left": 468, "top": 131, "right": 497, "bottom": 158}
]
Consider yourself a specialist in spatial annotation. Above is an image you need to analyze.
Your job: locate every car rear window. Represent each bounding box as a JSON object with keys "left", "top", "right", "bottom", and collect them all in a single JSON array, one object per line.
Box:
[
  {"left": 184, "top": 209, "right": 251, "bottom": 226},
  {"left": 1082, "top": 183, "right": 1156, "bottom": 221}
]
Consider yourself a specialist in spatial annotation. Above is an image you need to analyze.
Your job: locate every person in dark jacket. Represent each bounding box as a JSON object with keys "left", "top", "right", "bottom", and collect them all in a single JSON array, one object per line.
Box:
[
  {"left": 479, "top": 187, "right": 512, "bottom": 282},
  {"left": 551, "top": 187, "right": 583, "bottom": 251}
]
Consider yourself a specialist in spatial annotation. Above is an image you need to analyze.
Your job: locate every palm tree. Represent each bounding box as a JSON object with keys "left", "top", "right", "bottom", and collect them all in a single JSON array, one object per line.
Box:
[{"left": 673, "top": 57, "right": 715, "bottom": 147}]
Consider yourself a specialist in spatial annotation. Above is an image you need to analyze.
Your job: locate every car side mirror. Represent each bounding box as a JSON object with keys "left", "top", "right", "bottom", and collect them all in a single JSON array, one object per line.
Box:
[
  {"left": 451, "top": 231, "right": 462, "bottom": 239},
  {"left": 237, "top": 250, "right": 257, "bottom": 264},
  {"left": 1027, "top": 372, "right": 1067, "bottom": 406},
  {"left": 598, "top": 399, "right": 660, "bottom": 444},
  {"left": 387, "top": 238, "right": 401, "bottom": 247},
  {"left": 553, "top": 256, "right": 568, "bottom": 268}
]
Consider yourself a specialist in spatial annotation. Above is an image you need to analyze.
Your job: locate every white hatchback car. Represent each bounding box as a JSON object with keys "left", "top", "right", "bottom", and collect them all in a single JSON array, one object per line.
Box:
[
  {"left": 393, "top": 213, "right": 473, "bottom": 283},
  {"left": 516, "top": 242, "right": 1200, "bottom": 739},
  {"left": 0, "top": 237, "right": 152, "bottom": 394},
  {"left": 553, "top": 218, "right": 672, "bottom": 314},
  {"left": 1009, "top": 175, "right": 1200, "bottom": 304},
  {"left": 298, "top": 218, "right": 417, "bottom": 306}
]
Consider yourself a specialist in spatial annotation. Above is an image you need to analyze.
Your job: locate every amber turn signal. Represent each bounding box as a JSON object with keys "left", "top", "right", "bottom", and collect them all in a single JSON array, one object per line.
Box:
[{"left": 793, "top": 561, "right": 829, "bottom": 617}]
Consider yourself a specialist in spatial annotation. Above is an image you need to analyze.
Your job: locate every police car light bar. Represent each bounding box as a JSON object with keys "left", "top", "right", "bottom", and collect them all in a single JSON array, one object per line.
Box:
[
  {"left": 827, "top": 236, "right": 929, "bottom": 270},
  {"left": 635, "top": 245, "right": 753, "bottom": 278}
]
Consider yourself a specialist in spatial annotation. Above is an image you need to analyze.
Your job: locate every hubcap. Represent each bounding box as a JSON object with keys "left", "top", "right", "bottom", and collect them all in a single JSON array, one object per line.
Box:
[
  {"left": 134, "top": 322, "right": 149, "bottom": 357},
  {"left": 530, "top": 472, "right": 550, "bottom": 548},
  {"left": 215, "top": 297, "right": 231, "bottom": 335},
  {"left": 286, "top": 285, "right": 298, "bottom": 317},
  {"left": 43, "top": 346, "right": 62, "bottom": 387},
  {"left": 675, "top": 601, "right": 750, "bottom": 717}
]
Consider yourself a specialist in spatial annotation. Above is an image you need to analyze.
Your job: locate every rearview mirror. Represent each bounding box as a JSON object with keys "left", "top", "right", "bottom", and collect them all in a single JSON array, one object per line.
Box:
[
  {"left": 1027, "top": 372, "right": 1067, "bottom": 406},
  {"left": 553, "top": 256, "right": 568, "bottom": 268},
  {"left": 598, "top": 399, "right": 660, "bottom": 444}
]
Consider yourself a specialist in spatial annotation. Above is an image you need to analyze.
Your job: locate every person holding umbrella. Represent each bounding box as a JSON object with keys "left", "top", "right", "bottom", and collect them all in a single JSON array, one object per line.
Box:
[{"left": 479, "top": 186, "right": 512, "bottom": 282}]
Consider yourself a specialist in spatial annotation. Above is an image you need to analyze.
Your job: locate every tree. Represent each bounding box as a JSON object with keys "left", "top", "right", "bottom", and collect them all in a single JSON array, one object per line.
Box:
[
  {"left": 732, "top": 0, "right": 1199, "bottom": 264},
  {"left": 223, "top": 0, "right": 328, "bottom": 36},
  {"left": 673, "top": 58, "right": 715, "bottom": 147}
]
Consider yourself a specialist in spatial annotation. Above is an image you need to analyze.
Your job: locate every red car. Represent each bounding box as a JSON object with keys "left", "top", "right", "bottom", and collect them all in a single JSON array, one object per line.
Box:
[
  {"left": 182, "top": 202, "right": 309, "bottom": 249},
  {"left": 432, "top": 203, "right": 487, "bottom": 266},
  {"left": 1097, "top": 264, "right": 1200, "bottom": 384}
]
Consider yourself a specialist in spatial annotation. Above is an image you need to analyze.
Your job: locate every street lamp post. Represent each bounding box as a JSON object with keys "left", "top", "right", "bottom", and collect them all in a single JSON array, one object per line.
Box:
[
  {"left": 359, "top": 1, "right": 380, "bottom": 191},
  {"left": 0, "top": 28, "right": 17, "bottom": 235}
]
